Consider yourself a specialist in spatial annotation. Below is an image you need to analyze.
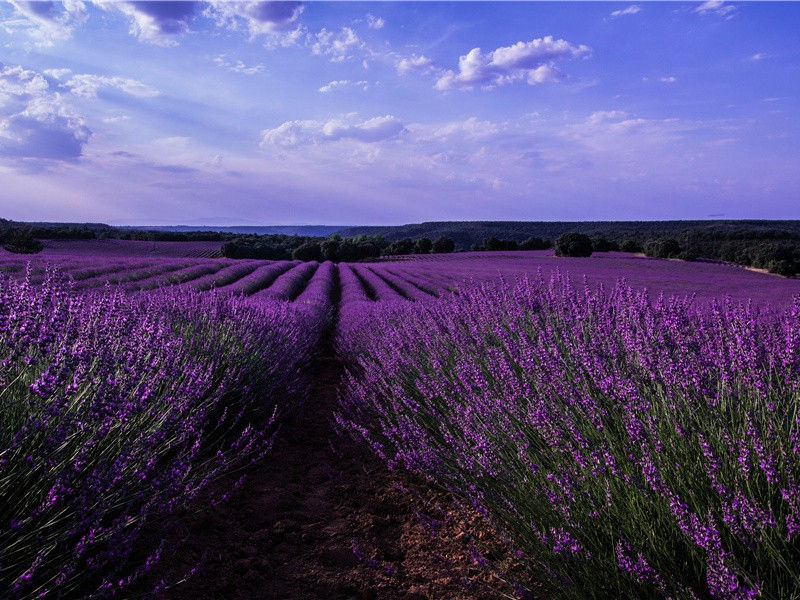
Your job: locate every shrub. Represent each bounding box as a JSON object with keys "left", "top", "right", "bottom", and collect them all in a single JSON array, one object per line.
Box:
[
  {"left": 292, "top": 241, "right": 323, "bottom": 262},
  {"left": 554, "top": 233, "right": 593, "bottom": 257},
  {"left": 432, "top": 236, "right": 455, "bottom": 253},
  {"left": 643, "top": 238, "right": 682, "bottom": 259},
  {"left": 3, "top": 229, "right": 43, "bottom": 254},
  {"left": 620, "top": 239, "right": 642, "bottom": 253},
  {"left": 414, "top": 237, "right": 433, "bottom": 254},
  {"left": 520, "top": 236, "right": 552, "bottom": 251},
  {"left": 591, "top": 237, "right": 619, "bottom": 252},
  {"left": 383, "top": 238, "right": 415, "bottom": 257},
  {"left": 320, "top": 239, "right": 340, "bottom": 261}
]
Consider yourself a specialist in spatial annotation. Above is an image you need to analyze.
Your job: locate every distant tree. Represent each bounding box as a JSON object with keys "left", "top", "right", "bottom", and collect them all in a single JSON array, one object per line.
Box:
[
  {"left": 483, "top": 237, "right": 501, "bottom": 251},
  {"left": 414, "top": 237, "right": 433, "bottom": 254},
  {"left": 554, "top": 233, "right": 593, "bottom": 257},
  {"left": 292, "top": 242, "right": 323, "bottom": 262},
  {"left": 3, "top": 229, "right": 43, "bottom": 254},
  {"left": 356, "top": 240, "right": 381, "bottom": 259},
  {"left": 320, "top": 239, "right": 340, "bottom": 261},
  {"left": 432, "top": 236, "right": 455, "bottom": 253},
  {"left": 383, "top": 238, "right": 415, "bottom": 256},
  {"left": 520, "top": 236, "right": 551, "bottom": 250},
  {"left": 768, "top": 259, "right": 798, "bottom": 277},
  {"left": 591, "top": 237, "right": 619, "bottom": 252},
  {"left": 620, "top": 239, "right": 641, "bottom": 253},
  {"left": 643, "top": 238, "right": 682, "bottom": 259},
  {"left": 471, "top": 244, "right": 484, "bottom": 252}
]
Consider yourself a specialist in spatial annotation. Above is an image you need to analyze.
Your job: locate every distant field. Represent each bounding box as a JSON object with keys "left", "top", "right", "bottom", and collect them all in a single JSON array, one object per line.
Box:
[
  {"left": 39, "top": 238, "right": 224, "bottom": 257},
  {"left": 2, "top": 244, "right": 799, "bottom": 308}
]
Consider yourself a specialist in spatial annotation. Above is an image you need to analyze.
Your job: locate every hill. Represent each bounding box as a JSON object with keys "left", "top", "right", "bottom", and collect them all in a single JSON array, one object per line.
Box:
[{"left": 336, "top": 220, "right": 800, "bottom": 249}]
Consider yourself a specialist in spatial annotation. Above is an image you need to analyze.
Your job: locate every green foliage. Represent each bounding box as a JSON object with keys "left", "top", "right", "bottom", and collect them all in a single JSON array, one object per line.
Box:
[
  {"left": 292, "top": 241, "right": 323, "bottom": 261},
  {"left": 414, "top": 237, "right": 433, "bottom": 254},
  {"left": 432, "top": 236, "right": 455, "bottom": 253},
  {"left": 620, "top": 239, "right": 642, "bottom": 253},
  {"left": 555, "top": 233, "right": 593, "bottom": 257},
  {"left": 643, "top": 238, "right": 683, "bottom": 259},
  {"left": 520, "top": 236, "right": 552, "bottom": 250},
  {"left": 591, "top": 237, "right": 619, "bottom": 252},
  {"left": 2, "top": 229, "right": 43, "bottom": 254}
]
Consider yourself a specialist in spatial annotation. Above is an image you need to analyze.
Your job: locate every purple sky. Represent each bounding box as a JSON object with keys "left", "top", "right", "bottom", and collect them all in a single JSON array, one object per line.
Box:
[{"left": 0, "top": 1, "right": 798, "bottom": 225}]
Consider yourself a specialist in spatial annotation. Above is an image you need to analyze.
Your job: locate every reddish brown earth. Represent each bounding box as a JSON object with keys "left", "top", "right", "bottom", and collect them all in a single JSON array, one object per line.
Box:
[{"left": 138, "top": 353, "right": 517, "bottom": 600}]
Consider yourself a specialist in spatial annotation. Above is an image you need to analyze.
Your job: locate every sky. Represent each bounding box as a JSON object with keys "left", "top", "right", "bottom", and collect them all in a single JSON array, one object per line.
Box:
[{"left": 0, "top": 1, "right": 798, "bottom": 226}]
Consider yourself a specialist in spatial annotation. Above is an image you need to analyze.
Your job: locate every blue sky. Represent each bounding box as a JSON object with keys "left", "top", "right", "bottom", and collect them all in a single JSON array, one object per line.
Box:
[{"left": 0, "top": 1, "right": 797, "bottom": 225}]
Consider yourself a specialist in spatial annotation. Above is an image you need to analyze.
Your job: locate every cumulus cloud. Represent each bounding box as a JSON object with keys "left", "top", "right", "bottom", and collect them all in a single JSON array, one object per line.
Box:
[
  {"left": 311, "top": 27, "right": 363, "bottom": 62},
  {"left": 0, "top": 63, "right": 90, "bottom": 161},
  {"left": 396, "top": 55, "right": 435, "bottom": 75},
  {"left": 660, "top": 76, "right": 677, "bottom": 83},
  {"left": 425, "top": 117, "right": 500, "bottom": 140},
  {"left": 435, "top": 36, "right": 590, "bottom": 90},
  {"left": 213, "top": 54, "right": 265, "bottom": 75},
  {"left": 43, "top": 68, "right": 72, "bottom": 80},
  {"left": 4, "top": 0, "right": 88, "bottom": 46},
  {"left": 61, "top": 74, "right": 160, "bottom": 98},
  {"left": 318, "top": 80, "right": 368, "bottom": 93},
  {"left": 104, "top": 1, "right": 201, "bottom": 46},
  {"left": 695, "top": 1, "right": 736, "bottom": 18},
  {"left": 366, "top": 13, "right": 384, "bottom": 29},
  {"left": 260, "top": 115, "right": 404, "bottom": 148},
  {"left": 610, "top": 4, "right": 641, "bottom": 17},
  {"left": 204, "top": 1, "right": 304, "bottom": 44}
]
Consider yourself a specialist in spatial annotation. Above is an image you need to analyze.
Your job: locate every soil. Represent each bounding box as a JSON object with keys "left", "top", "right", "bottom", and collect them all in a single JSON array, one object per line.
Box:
[{"left": 136, "top": 352, "right": 517, "bottom": 600}]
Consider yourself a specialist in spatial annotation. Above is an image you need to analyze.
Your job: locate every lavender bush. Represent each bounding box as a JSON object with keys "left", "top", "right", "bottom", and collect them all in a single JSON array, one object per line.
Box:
[
  {"left": 0, "top": 269, "right": 317, "bottom": 599},
  {"left": 338, "top": 272, "right": 800, "bottom": 599}
]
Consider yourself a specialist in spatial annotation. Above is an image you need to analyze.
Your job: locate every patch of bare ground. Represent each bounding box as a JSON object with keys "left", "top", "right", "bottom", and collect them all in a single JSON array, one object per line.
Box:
[{"left": 135, "top": 353, "right": 519, "bottom": 600}]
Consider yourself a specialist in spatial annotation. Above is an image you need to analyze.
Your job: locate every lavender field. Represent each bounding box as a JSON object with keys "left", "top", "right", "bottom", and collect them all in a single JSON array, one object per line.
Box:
[{"left": 2, "top": 241, "right": 800, "bottom": 599}]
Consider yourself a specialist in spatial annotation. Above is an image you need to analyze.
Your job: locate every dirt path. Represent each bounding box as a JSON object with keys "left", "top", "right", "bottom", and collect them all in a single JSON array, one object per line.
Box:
[{"left": 141, "top": 351, "right": 512, "bottom": 600}]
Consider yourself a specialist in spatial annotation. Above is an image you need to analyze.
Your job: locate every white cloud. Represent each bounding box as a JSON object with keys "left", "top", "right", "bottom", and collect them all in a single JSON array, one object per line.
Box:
[
  {"left": 3, "top": 0, "right": 87, "bottom": 46},
  {"left": 366, "top": 13, "right": 384, "bottom": 29},
  {"left": 102, "top": 114, "right": 131, "bottom": 123},
  {"left": 260, "top": 115, "right": 405, "bottom": 148},
  {"left": 323, "top": 116, "right": 403, "bottom": 142},
  {"left": 750, "top": 53, "right": 768, "bottom": 61},
  {"left": 62, "top": 74, "right": 160, "bottom": 98},
  {"left": 0, "top": 63, "right": 90, "bottom": 161},
  {"left": 426, "top": 117, "right": 500, "bottom": 141},
  {"left": 695, "top": 1, "right": 736, "bottom": 18},
  {"left": 205, "top": 1, "right": 304, "bottom": 45},
  {"left": 435, "top": 36, "right": 590, "bottom": 90},
  {"left": 610, "top": 5, "right": 641, "bottom": 17},
  {"left": 396, "top": 55, "right": 435, "bottom": 75},
  {"left": 660, "top": 76, "right": 677, "bottom": 83},
  {"left": 318, "top": 80, "right": 368, "bottom": 93},
  {"left": 311, "top": 27, "right": 363, "bottom": 62},
  {"left": 102, "top": 1, "right": 200, "bottom": 46},
  {"left": 213, "top": 54, "right": 265, "bottom": 75},
  {"left": 43, "top": 68, "right": 72, "bottom": 80}
]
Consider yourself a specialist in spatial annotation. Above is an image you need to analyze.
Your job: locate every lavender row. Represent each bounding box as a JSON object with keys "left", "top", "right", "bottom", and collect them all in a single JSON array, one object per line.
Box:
[
  {"left": 221, "top": 261, "right": 295, "bottom": 296},
  {"left": 294, "top": 260, "right": 336, "bottom": 309},
  {"left": 124, "top": 261, "right": 227, "bottom": 291},
  {"left": 0, "top": 269, "right": 319, "bottom": 599},
  {"left": 185, "top": 260, "right": 262, "bottom": 292},
  {"left": 253, "top": 261, "right": 320, "bottom": 301},
  {"left": 75, "top": 260, "right": 194, "bottom": 290},
  {"left": 339, "top": 264, "right": 372, "bottom": 305},
  {"left": 365, "top": 266, "right": 433, "bottom": 302},
  {"left": 378, "top": 266, "right": 444, "bottom": 299},
  {"left": 337, "top": 273, "right": 800, "bottom": 599},
  {"left": 350, "top": 264, "right": 406, "bottom": 303}
]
